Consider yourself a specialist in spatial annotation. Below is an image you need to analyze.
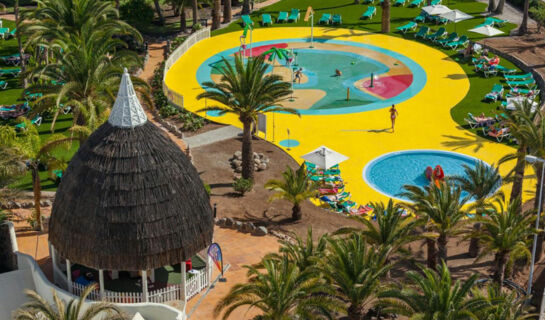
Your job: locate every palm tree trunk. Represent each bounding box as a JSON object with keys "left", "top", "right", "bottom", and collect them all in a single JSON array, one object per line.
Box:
[
  {"left": 192, "top": 0, "right": 198, "bottom": 27},
  {"left": 381, "top": 0, "right": 391, "bottom": 33},
  {"left": 223, "top": 0, "right": 232, "bottom": 23},
  {"left": 535, "top": 163, "right": 545, "bottom": 262},
  {"left": 242, "top": 0, "right": 250, "bottom": 14},
  {"left": 153, "top": 0, "right": 165, "bottom": 25},
  {"left": 468, "top": 221, "right": 481, "bottom": 258},
  {"left": 180, "top": 7, "right": 187, "bottom": 32},
  {"left": 292, "top": 203, "right": 302, "bottom": 220},
  {"left": 493, "top": 251, "right": 507, "bottom": 285},
  {"left": 494, "top": 0, "right": 505, "bottom": 14},
  {"left": 437, "top": 234, "right": 447, "bottom": 263},
  {"left": 510, "top": 146, "right": 526, "bottom": 204},
  {"left": 241, "top": 120, "right": 254, "bottom": 181},
  {"left": 115, "top": 0, "right": 120, "bottom": 9},
  {"left": 347, "top": 303, "right": 365, "bottom": 320},
  {"left": 487, "top": 0, "right": 496, "bottom": 12},
  {"left": 30, "top": 163, "right": 42, "bottom": 231},
  {"left": 211, "top": 0, "right": 221, "bottom": 30},
  {"left": 519, "top": 0, "right": 530, "bottom": 35},
  {"left": 50, "top": 109, "right": 60, "bottom": 133},
  {"left": 426, "top": 237, "right": 437, "bottom": 269},
  {"left": 14, "top": 0, "right": 27, "bottom": 89}
]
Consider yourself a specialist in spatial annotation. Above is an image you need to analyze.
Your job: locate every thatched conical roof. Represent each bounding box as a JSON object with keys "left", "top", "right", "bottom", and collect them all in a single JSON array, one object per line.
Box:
[{"left": 49, "top": 69, "right": 214, "bottom": 271}]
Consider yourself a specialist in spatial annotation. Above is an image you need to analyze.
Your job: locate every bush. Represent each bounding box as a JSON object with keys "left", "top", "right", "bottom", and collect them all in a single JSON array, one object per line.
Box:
[
  {"left": 204, "top": 183, "right": 211, "bottom": 195},
  {"left": 177, "top": 111, "right": 205, "bottom": 131},
  {"left": 119, "top": 0, "right": 154, "bottom": 25},
  {"left": 233, "top": 178, "right": 253, "bottom": 195},
  {"left": 192, "top": 23, "right": 202, "bottom": 32},
  {"left": 530, "top": 2, "right": 545, "bottom": 32},
  {"left": 159, "top": 104, "right": 179, "bottom": 118}
]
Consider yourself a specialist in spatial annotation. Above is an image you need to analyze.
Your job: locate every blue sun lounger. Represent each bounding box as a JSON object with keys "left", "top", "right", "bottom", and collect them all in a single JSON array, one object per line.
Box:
[
  {"left": 397, "top": 21, "right": 417, "bottom": 33},
  {"left": 332, "top": 14, "right": 342, "bottom": 24},
  {"left": 261, "top": 14, "right": 273, "bottom": 26},
  {"left": 288, "top": 9, "right": 300, "bottom": 22},
  {"left": 241, "top": 15, "right": 254, "bottom": 27},
  {"left": 361, "top": 6, "right": 377, "bottom": 19},
  {"left": 431, "top": 0, "right": 442, "bottom": 4},
  {"left": 445, "top": 35, "right": 468, "bottom": 49},
  {"left": 507, "top": 78, "right": 536, "bottom": 89},
  {"left": 504, "top": 72, "right": 533, "bottom": 81},
  {"left": 408, "top": 0, "right": 424, "bottom": 7},
  {"left": 495, "top": 65, "right": 517, "bottom": 75},
  {"left": 319, "top": 13, "right": 332, "bottom": 24},
  {"left": 277, "top": 11, "right": 288, "bottom": 23},
  {"left": 414, "top": 26, "right": 429, "bottom": 38},
  {"left": 394, "top": 0, "right": 406, "bottom": 6},
  {"left": 425, "top": 27, "right": 446, "bottom": 41},
  {"left": 414, "top": 11, "right": 428, "bottom": 22},
  {"left": 436, "top": 32, "right": 457, "bottom": 45},
  {"left": 4, "top": 28, "right": 16, "bottom": 39},
  {"left": 484, "top": 84, "right": 504, "bottom": 102},
  {"left": 0, "top": 80, "right": 7, "bottom": 90},
  {"left": 0, "top": 68, "right": 21, "bottom": 77}
]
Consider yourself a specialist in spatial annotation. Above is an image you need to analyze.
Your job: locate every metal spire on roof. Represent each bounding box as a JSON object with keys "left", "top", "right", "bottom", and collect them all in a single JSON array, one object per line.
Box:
[{"left": 108, "top": 68, "right": 148, "bottom": 128}]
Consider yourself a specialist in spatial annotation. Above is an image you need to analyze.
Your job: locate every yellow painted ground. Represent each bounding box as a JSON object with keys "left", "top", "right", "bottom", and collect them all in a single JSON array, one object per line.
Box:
[{"left": 165, "top": 27, "right": 523, "bottom": 205}]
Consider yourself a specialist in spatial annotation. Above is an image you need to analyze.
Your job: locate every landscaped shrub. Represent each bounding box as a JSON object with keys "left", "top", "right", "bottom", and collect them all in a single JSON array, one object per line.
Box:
[
  {"left": 233, "top": 178, "right": 253, "bottom": 195},
  {"left": 177, "top": 111, "right": 205, "bottom": 131},
  {"left": 119, "top": 0, "right": 154, "bottom": 25},
  {"left": 192, "top": 23, "right": 202, "bottom": 32}
]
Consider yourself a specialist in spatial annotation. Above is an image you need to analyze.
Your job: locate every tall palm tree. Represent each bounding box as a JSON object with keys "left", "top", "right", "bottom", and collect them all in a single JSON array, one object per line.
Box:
[
  {"left": 495, "top": 0, "right": 506, "bottom": 14},
  {"left": 0, "top": 145, "right": 26, "bottom": 207},
  {"left": 335, "top": 199, "right": 422, "bottom": 272},
  {"left": 488, "top": 0, "right": 496, "bottom": 12},
  {"left": 152, "top": 0, "right": 165, "bottom": 25},
  {"left": 381, "top": 0, "right": 391, "bottom": 33},
  {"left": 214, "top": 256, "right": 341, "bottom": 319},
  {"left": 197, "top": 55, "right": 297, "bottom": 181},
  {"left": 192, "top": 0, "right": 199, "bottom": 27},
  {"left": 471, "top": 199, "right": 535, "bottom": 285},
  {"left": 13, "top": 284, "right": 127, "bottom": 320},
  {"left": 242, "top": 0, "right": 250, "bottom": 14},
  {"left": 473, "top": 284, "right": 536, "bottom": 319},
  {"left": 211, "top": 0, "right": 221, "bottom": 30},
  {"left": 520, "top": 0, "right": 530, "bottom": 35},
  {"left": 381, "top": 261, "right": 483, "bottom": 319},
  {"left": 321, "top": 233, "right": 390, "bottom": 319},
  {"left": 401, "top": 183, "right": 468, "bottom": 268},
  {"left": 223, "top": 0, "right": 232, "bottom": 23},
  {"left": 265, "top": 164, "right": 318, "bottom": 220},
  {"left": 452, "top": 161, "right": 503, "bottom": 257}
]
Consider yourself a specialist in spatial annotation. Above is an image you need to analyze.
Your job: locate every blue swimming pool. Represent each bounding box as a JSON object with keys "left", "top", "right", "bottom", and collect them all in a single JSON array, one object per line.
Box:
[{"left": 363, "top": 150, "right": 497, "bottom": 201}]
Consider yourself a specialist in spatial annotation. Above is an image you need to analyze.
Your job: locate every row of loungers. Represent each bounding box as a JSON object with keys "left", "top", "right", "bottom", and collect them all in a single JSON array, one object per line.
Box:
[
  {"left": 363, "top": 0, "right": 440, "bottom": 6},
  {"left": 242, "top": 9, "right": 300, "bottom": 26},
  {"left": 400, "top": 23, "right": 470, "bottom": 50},
  {"left": 319, "top": 13, "right": 342, "bottom": 25},
  {"left": 0, "top": 103, "right": 30, "bottom": 120}
]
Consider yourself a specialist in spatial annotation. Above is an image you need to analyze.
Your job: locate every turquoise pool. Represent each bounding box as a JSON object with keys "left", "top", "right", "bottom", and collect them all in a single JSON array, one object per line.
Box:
[{"left": 363, "top": 150, "right": 498, "bottom": 201}]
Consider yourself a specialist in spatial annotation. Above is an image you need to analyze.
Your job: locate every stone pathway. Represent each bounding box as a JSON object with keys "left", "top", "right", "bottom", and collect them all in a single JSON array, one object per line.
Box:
[
  {"left": 474, "top": 0, "right": 536, "bottom": 29},
  {"left": 184, "top": 126, "right": 242, "bottom": 148}
]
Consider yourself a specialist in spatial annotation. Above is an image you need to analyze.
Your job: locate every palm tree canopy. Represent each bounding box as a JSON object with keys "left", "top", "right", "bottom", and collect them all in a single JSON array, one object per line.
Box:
[
  {"left": 472, "top": 284, "right": 536, "bottom": 320},
  {"left": 451, "top": 161, "right": 503, "bottom": 204},
  {"left": 265, "top": 165, "right": 318, "bottom": 206}
]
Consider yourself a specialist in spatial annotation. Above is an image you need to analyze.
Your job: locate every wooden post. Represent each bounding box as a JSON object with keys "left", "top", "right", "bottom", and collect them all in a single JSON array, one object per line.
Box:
[
  {"left": 66, "top": 259, "right": 72, "bottom": 293},
  {"left": 142, "top": 270, "right": 149, "bottom": 302},
  {"left": 99, "top": 269, "right": 105, "bottom": 300},
  {"left": 181, "top": 261, "right": 187, "bottom": 302}
]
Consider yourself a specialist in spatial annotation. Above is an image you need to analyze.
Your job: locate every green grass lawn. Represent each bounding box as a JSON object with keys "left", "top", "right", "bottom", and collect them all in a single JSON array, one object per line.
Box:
[
  {"left": 0, "top": 19, "right": 24, "bottom": 105},
  {"left": 212, "top": 0, "right": 522, "bottom": 144}
]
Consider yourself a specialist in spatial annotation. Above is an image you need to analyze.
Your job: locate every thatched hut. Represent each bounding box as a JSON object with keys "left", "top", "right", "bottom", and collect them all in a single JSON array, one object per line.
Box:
[{"left": 48, "top": 68, "right": 214, "bottom": 302}]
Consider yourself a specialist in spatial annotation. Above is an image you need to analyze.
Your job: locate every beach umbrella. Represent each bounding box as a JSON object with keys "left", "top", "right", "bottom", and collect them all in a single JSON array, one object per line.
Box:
[
  {"left": 440, "top": 9, "right": 473, "bottom": 32},
  {"left": 422, "top": 4, "right": 451, "bottom": 15},
  {"left": 468, "top": 24, "right": 504, "bottom": 36},
  {"left": 302, "top": 146, "right": 349, "bottom": 169}
]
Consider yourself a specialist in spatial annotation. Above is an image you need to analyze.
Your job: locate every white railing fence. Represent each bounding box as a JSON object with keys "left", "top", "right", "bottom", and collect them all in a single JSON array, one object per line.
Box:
[
  {"left": 70, "top": 268, "right": 209, "bottom": 304},
  {"left": 162, "top": 28, "right": 211, "bottom": 110}
]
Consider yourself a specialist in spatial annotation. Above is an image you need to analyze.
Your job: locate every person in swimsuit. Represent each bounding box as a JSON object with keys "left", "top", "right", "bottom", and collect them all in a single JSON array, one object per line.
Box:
[
  {"left": 335, "top": 69, "right": 342, "bottom": 77},
  {"left": 390, "top": 104, "right": 398, "bottom": 132},
  {"left": 294, "top": 68, "right": 303, "bottom": 83}
]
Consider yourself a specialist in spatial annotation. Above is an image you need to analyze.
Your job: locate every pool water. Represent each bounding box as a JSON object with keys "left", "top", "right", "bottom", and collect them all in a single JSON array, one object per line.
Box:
[{"left": 363, "top": 150, "right": 497, "bottom": 201}]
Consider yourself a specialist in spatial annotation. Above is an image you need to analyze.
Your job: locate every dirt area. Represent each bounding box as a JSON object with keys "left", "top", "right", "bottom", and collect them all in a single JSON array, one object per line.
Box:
[{"left": 172, "top": 120, "right": 225, "bottom": 138}]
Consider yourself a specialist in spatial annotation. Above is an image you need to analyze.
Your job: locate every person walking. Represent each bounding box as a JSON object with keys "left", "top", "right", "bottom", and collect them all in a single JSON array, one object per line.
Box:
[
  {"left": 389, "top": 104, "right": 398, "bottom": 132},
  {"left": 294, "top": 68, "right": 303, "bottom": 83}
]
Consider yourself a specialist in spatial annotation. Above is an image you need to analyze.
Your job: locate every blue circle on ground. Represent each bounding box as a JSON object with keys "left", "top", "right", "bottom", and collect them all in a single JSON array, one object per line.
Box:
[
  {"left": 363, "top": 150, "right": 499, "bottom": 202},
  {"left": 206, "top": 110, "right": 223, "bottom": 117},
  {"left": 279, "top": 139, "right": 300, "bottom": 148}
]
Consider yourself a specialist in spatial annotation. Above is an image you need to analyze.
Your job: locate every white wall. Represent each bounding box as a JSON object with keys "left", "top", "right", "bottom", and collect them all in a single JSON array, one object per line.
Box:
[{"left": 0, "top": 268, "right": 35, "bottom": 320}]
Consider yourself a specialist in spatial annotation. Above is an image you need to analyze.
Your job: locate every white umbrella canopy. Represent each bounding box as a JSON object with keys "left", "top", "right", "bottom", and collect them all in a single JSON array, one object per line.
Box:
[
  {"left": 469, "top": 24, "right": 505, "bottom": 36},
  {"left": 422, "top": 5, "right": 451, "bottom": 15},
  {"left": 301, "top": 146, "right": 349, "bottom": 169},
  {"left": 439, "top": 9, "right": 473, "bottom": 23}
]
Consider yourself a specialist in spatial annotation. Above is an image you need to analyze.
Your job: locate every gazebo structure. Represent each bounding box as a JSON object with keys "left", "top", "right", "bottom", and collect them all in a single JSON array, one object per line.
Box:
[{"left": 48, "top": 68, "right": 214, "bottom": 303}]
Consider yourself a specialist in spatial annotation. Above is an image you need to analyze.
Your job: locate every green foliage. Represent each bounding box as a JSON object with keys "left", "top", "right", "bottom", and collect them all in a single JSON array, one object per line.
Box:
[
  {"left": 177, "top": 111, "right": 205, "bottom": 131},
  {"left": 204, "top": 183, "right": 211, "bottom": 195},
  {"left": 530, "top": 2, "right": 545, "bottom": 32},
  {"left": 159, "top": 104, "right": 179, "bottom": 118},
  {"left": 232, "top": 177, "right": 253, "bottom": 195},
  {"left": 119, "top": 0, "right": 154, "bottom": 25},
  {"left": 192, "top": 23, "right": 202, "bottom": 32}
]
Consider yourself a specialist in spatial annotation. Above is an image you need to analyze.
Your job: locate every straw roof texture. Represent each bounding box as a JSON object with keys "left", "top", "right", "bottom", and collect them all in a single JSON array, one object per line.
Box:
[{"left": 49, "top": 121, "right": 214, "bottom": 271}]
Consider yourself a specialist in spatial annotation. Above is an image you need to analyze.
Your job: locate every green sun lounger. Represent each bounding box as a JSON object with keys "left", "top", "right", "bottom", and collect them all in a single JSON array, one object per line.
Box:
[
  {"left": 15, "top": 115, "right": 42, "bottom": 131},
  {"left": 277, "top": 11, "right": 288, "bottom": 23},
  {"left": 507, "top": 78, "right": 536, "bottom": 88},
  {"left": 0, "top": 27, "right": 8, "bottom": 39},
  {"left": 332, "top": 14, "right": 342, "bottom": 24},
  {"left": 288, "top": 9, "right": 300, "bottom": 22},
  {"left": 431, "top": 0, "right": 442, "bottom": 4},
  {"left": 396, "top": 21, "right": 417, "bottom": 33},
  {"left": 362, "top": 0, "right": 375, "bottom": 4},
  {"left": 4, "top": 28, "right": 15, "bottom": 39},
  {"left": 445, "top": 35, "right": 468, "bottom": 49},
  {"left": 408, "top": 0, "right": 424, "bottom": 7},
  {"left": 486, "top": 16, "right": 507, "bottom": 27},
  {"left": 0, "top": 80, "right": 7, "bottom": 90},
  {"left": 414, "top": 26, "right": 429, "bottom": 38},
  {"left": 495, "top": 65, "right": 516, "bottom": 75},
  {"left": 261, "top": 14, "right": 273, "bottom": 26},
  {"left": 504, "top": 72, "right": 532, "bottom": 81},
  {"left": 241, "top": 15, "right": 254, "bottom": 27},
  {"left": 414, "top": 12, "right": 427, "bottom": 22},
  {"left": 425, "top": 27, "right": 446, "bottom": 41},
  {"left": 394, "top": 0, "right": 406, "bottom": 6},
  {"left": 319, "top": 13, "right": 332, "bottom": 24},
  {"left": 0, "top": 68, "right": 21, "bottom": 77},
  {"left": 436, "top": 32, "right": 457, "bottom": 45},
  {"left": 361, "top": 6, "right": 377, "bottom": 19},
  {"left": 484, "top": 84, "right": 503, "bottom": 101}
]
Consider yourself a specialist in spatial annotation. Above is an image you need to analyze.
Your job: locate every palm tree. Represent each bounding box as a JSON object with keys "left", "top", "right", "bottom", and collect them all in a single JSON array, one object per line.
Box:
[
  {"left": 265, "top": 164, "right": 318, "bottom": 220},
  {"left": 0, "top": 145, "right": 26, "bottom": 207},
  {"left": 335, "top": 199, "right": 422, "bottom": 272},
  {"left": 520, "top": 0, "right": 530, "bottom": 34},
  {"left": 381, "top": 261, "right": 483, "bottom": 319},
  {"left": 152, "top": 0, "right": 165, "bottom": 25},
  {"left": 223, "top": 0, "right": 232, "bottom": 23},
  {"left": 214, "top": 256, "right": 341, "bottom": 319},
  {"left": 495, "top": 0, "right": 506, "bottom": 14},
  {"left": 192, "top": 0, "right": 199, "bottom": 27},
  {"left": 488, "top": 0, "right": 496, "bottom": 12},
  {"left": 211, "top": 0, "right": 221, "bottom": 30},
  {"left": 471, "top": 199, "right": 535, "bottom": 285},
  {"left": 197, "top": 55, "right": 297, "bottom": 181},
  {"left": 321, "top": 233, "right": 390, "bottom": 319},
  {"left": 13, "top": 284, "right": 127, "bottom": 320},
  {"left": 242, "top": 0, "right": 250, "bottom": 14},
  {"left": 452, "top": 161, "right": 503, "bottom": 257},
  {"left": 473, "top": 284, "right": 536, "bottom": 319},
  {"left": 381, "top": 0, "right": 391, "bottom": 33},
  {"left": 401, "top": 183, "right": 468, "bottom": 268}
]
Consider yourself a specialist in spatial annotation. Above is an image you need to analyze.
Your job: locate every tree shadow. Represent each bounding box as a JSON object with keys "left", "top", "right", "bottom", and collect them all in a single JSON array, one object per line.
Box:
[{"left": 441, "top": 133, "right": 486, "bottom": 152}]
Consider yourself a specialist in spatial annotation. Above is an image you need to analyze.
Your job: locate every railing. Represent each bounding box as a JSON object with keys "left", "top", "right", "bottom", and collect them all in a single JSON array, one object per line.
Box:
[
  {"left": 162, "top": 28, "right": 211, "bottom": 110},
  {"left": 186, "top": 269, "right": 209, "bottom": 299}
]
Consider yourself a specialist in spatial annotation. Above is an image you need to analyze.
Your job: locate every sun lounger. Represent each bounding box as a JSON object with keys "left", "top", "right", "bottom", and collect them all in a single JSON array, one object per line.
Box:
[
  {"left": 241, "top": 15, "right": 254, "bottom": 27},
  {"left": 394, "top": 0, "right": 406, "bottom": 6},
  {"left": 495, "top": 65, "right": 516, "bottom": 75},
  {"left": 261, "top": 14, "right": 273, "bottom": 26},
  {"left": 414, "top": 26, "right": 429, "bottom": 38},
  {"left": 396, "top": 21, "right": 417, "bottom": 33},
  {"left": 483, "top": 126, "right": 510, "bottom": 142},
  {"left": 425, "top": 27, "right": 446, "bottom": 41},
  {"left": 277, "top": 11, "right": 288, "bottom": 23},
  {"left": 408, "top": 0, "right": 424, "bottom": 7},
  {"left": 506, "top": 78, "right": 536, "bottom": 89},
  {"left": 288, "top": 9, "right": 300, "bottom": 22},
  {"left": 361, "top": 6, "right": 377, "bottom": 19},
  {"left": 436, "top": 32, "right": 457, "bottom": 45},
  {"left": 431, "top": 0, "right": 442, "bottom": 4},
  {"left": 0, "top": 27, "right": 8, "bottom": 39},
  {"left": 319, "top": 13, "right": 332, "bottom": 24},
  {"left": 484, "top": 84, "right": 504, "bottom": 102},
  {"left": 414, "top": 11, "right": 428, "bottom": 22},
  {"left": 0, "top": 80, "right": 7, "bottom": 90},
  {"left": 0, "top": 68, "right": 21, "bottom": 77},
  {"left": 504, "top": 72, "right": 532, "bottom": 81},
  {"left": 510, "top": 87, "right": 540, "bottom": 99},
  {"left": 486, "top": 16, "right": 507, "bottom": 27},
  {"left": 25, "top": 92, "right": 43, "bottom": 101},
  {"left": 429, "top": 15, "right": 448, "bottom": 24},
  {"left": 468, "top": 112, "right": 495, "bottom": 128},
  {"left": 332, "top": 14, "right": 342, "bottom": 24},
  {"left": 349, "top": 205, "right": 373, "bottom": 216},
  {"left": 4, "top": 28, "right": 15, "bottom": 40},
  {"left": 362, "top": 0, "right": 375, "bottom": 4},
  {"left": 445, "top": 35, "right": 468, "bottom": 49}
]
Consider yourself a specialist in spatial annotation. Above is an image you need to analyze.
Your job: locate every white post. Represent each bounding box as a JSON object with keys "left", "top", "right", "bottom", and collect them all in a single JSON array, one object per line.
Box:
[
  {"left": 529, "top": 163, "right": 545, "bottom": 297},
  {"left": 540, "top": 286, "right": 545, "bottom": 320},
  {"left": 99, "top": 269, "right": 105, "bottom": 300},
  {"left": 50, "top": 245, "right": 58, "bottom": 284},
  {"left": 111, "top": 270, "right": 119, "bottom": 280},
  {"left": 207, "top": 254, "right": 213, "bottom": 288},
  {"left": 249, "top": 28, "right": 253, "bottom": 59},
  {"left": 150, "top": 269, "right": 155, "bottom": 282},
  {"left": 181, "top": 261, "right": 187, "bottom": 302},
  {"left": 310, "top": 14, "right": 314, "bottom": 48},
  {"left": 142, "top": 270, "right": 149, "bottom": 302},
  {"left": 66, "top": 259, "right": 72, "bottom": 293}
]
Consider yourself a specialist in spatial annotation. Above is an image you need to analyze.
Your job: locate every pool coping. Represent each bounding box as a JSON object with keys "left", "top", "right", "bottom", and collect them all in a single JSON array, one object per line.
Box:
[{"left": 361, "top": 149, "right": 495, "bottom": 203}]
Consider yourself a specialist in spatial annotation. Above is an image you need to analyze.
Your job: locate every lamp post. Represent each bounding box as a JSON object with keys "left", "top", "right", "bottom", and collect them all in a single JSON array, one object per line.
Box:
[{"left": 526, "top": 154, "right": 545, "bottom": 299}]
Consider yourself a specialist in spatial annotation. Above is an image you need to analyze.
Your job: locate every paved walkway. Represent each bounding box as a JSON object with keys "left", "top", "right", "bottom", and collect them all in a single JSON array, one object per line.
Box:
[
  {"left": 474, "top": 0, "right": 536, "bottom": 29},
  {"left": 184, "top": 126, "right": 242, "bottom": 148}
]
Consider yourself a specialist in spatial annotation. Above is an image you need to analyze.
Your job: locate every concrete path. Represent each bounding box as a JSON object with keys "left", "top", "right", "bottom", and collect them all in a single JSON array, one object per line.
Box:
[
  {"left": 184, "top": 125, "right": 242, "bottom": 148},
  {"left": 474, "top": 0, "right": 536, "bottom": 29}
]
